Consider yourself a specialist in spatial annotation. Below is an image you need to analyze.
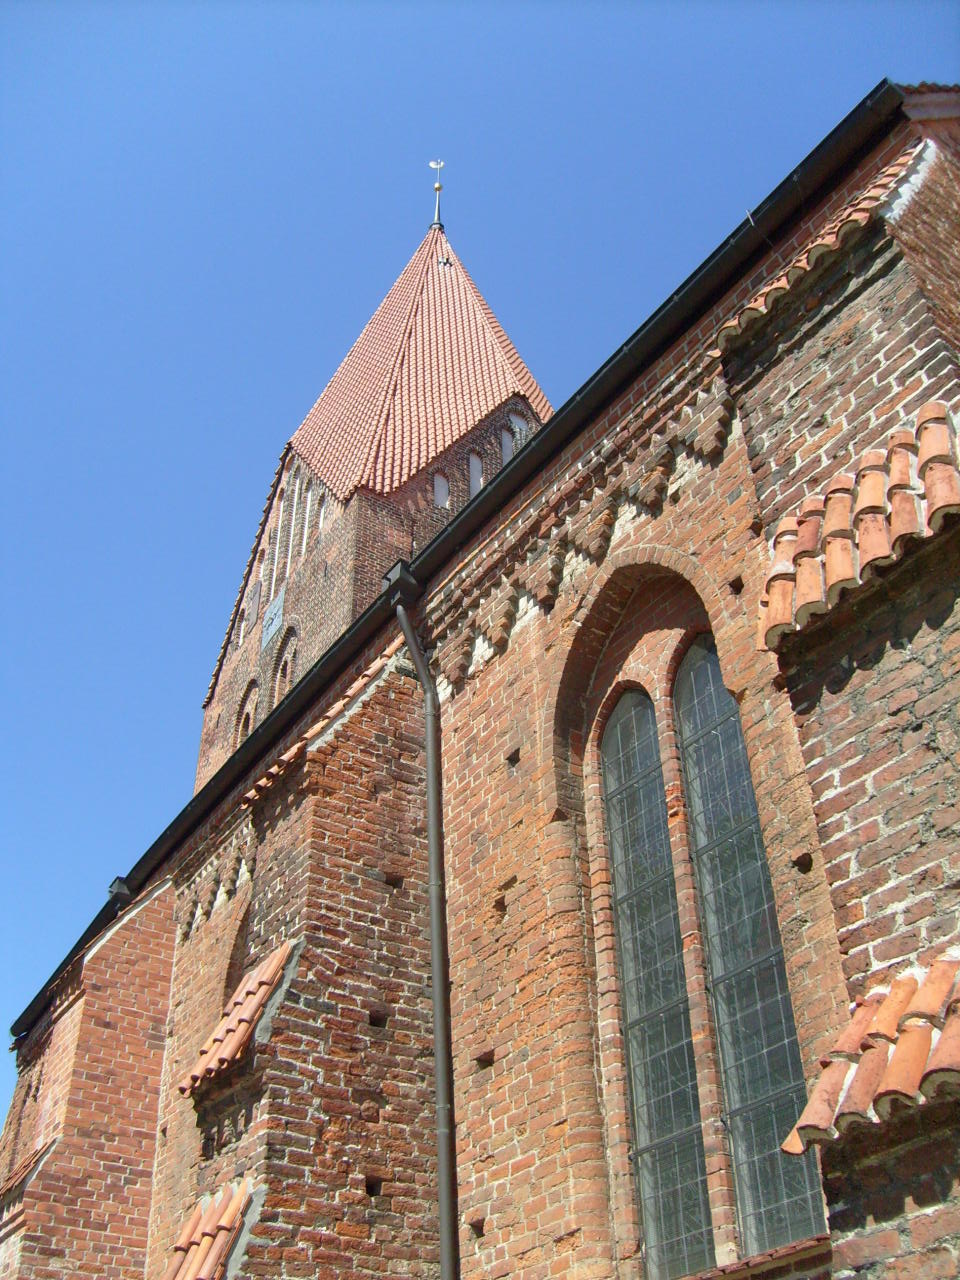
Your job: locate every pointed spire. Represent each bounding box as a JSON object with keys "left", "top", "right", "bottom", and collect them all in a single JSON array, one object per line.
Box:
[
  {"left": 429, "top": 159, "right": 444, "bottom": 229},
  {"left": 290, "top": 226, "right": 551, "bottom": 500}
]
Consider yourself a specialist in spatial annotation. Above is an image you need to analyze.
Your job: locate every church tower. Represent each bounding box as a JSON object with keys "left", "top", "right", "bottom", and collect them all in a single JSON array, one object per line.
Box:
[{"left": 196, "top": 220, "right": 551, "bottom": 788}]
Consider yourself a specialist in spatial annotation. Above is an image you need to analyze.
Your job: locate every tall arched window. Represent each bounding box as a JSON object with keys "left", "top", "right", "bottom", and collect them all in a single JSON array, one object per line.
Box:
[
  {"left": 601, "top": 691, "right": 714, "bottom": 1279},
  {"left": 601, "top": 636, "right": 822, "bottom": 1278}
]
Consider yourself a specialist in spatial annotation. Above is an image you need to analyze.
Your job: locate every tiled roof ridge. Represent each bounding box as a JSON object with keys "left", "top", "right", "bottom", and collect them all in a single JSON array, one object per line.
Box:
[
  {"left": 162, "top": 1178, "right": 251, "bottom": 1280},
  {"left": 0, "top": 1140, "right": 54, "bottom": 1202},
  {"left": 760, "top": 398, "right": 960, "bottom": 651},
  {"left": 177, "top": 940, "right": 292, "bottom": 1098},
  {"left": 716, "top": 139, "right": 926, "bottom": 352},
  {"left": 240, "top": 632, "right": 406, "bottom": 809},
  {"left": 782, "top": 950, "right": 960, "bottom": 1155},
  {"left": 355, "top": 227, "right": 439, "bottom": 494},
  {"left": 900, "top": 82, "right": 960, "bottom": 94}
]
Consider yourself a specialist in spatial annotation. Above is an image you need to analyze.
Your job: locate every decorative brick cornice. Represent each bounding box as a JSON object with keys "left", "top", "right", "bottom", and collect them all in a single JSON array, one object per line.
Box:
[
  {"left": 716, "top": 140, "right": 927, "bottom": 353},
  {"left": 427, "top": 361, "right": 733, "bottom": 691}
]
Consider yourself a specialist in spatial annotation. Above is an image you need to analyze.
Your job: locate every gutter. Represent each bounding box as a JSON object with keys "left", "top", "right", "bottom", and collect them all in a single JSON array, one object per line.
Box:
[
  {"left": 11, "top": 77, "right": 907, "bottom": 1041},
  {"left": 387, "top": 563, "right": 459, "bottom": 1280}
]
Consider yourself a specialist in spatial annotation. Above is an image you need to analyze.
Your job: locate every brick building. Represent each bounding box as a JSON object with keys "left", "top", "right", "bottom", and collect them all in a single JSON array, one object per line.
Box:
[{"left": 2, "top": 78, "right": 960, "bottom": 1280}]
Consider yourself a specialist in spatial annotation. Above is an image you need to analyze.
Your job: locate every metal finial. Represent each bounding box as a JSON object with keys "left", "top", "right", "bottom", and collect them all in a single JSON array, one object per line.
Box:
[{"left": 429, "top": 159, "right": 444, "bottom": 228}]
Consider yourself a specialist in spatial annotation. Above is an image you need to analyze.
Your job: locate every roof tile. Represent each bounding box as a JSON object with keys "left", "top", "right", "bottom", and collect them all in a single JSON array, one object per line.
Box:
[
  {"left": 177, "top": 941, "right": 291, "bottom": 1097},
  {"left": 289, "top": 226, "right": 551, "bottom": 501},
  {"left": 783, "top": 956, "right": 960, "bottom": 1155},
  {"left": 760, "top": 401, "right": 959, "bottom": 650},
  {"left": 0, "top": 1141, "right": 53, "bottom": 1201},
  {"left": 717, "top": 141, "right": 925, "bottom": 351},
  {"left": 161, "top": 1180, "right": 250, "bottom": 1280}
]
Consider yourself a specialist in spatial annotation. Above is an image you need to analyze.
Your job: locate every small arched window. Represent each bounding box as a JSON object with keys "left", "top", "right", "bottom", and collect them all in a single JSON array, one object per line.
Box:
[
  {"left": 235, "top": 681, "right": 259, "bottom": 749},
  {"left": 600, "top": 636, "right": 823, "bottom": 1278},
  {"left": 508, "top": 411, "right": 528, "bottom": 443},
  {"left": 500, "top": 427, "right": 514, "bottom": 464},
  {"left": 273, "top": 631, "right": 298, "bottom": 708},
  {"left": 300, "top": 482, "right": 313, "bottom": 555},
  {"left": 468, "top": 452, "right": 483, "bottom": 498},
  {"left": 433, "top": 472, "right": 450, "bottom": 508}
]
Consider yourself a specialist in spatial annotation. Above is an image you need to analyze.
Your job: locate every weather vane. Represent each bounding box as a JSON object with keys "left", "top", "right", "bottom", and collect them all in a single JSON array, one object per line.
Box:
[{"left": 429, "top": 159, "right": 444, "bottom": 229}]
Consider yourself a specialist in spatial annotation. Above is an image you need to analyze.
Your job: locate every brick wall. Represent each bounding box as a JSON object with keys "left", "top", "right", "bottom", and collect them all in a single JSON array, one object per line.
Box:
[
  {"left": 781, "top": 526, "right": 960, "bottom": 993},
  {"left": 823, "top": 1102, "right": 960, "bottom": 1278},
  {"left": 888, "top": 143, "right": 960, "bottom": 387},
  {"left": 11, "top": 883, "right": 175, "bottom": 1280},
  {"left": 240, "top": 662, "right": 439, "bottom": 1277}
]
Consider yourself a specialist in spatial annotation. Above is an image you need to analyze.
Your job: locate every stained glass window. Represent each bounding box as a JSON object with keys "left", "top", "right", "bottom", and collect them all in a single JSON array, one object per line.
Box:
[
  {"left": 601, "top": 691, "right": 715, "bottom": 1280},
  {"left": 675, "top": 637, "right": 823, "bottom": 1255}
]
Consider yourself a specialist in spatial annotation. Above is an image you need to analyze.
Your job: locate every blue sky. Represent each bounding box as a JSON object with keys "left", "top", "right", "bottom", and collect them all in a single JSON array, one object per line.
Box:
[{"left": 0, "top": 2, "right": 957, "bottom": 1108}]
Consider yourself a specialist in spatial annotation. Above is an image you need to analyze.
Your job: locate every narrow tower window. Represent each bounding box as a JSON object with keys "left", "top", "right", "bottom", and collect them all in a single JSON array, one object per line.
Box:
[
  {"left": 433, "top": 473, "right": 450, "bottom": 508},
  {"left": 300, "top": 482, "right": 313, "bottom": 555},
  {"left": 284, "top": 470, "right": 301, "bottom": 583},
  {"left": 468, "top": 452, "right": 483, "bottom": 498},
  {"left": 500, "top": 427, "right": 514, "bottom": 464},
  {"left": 269, "top": 492, "right": 285, "bottom": 602},
  {"left": 509, "top": 411, "right": 528, "bottom": 444}
]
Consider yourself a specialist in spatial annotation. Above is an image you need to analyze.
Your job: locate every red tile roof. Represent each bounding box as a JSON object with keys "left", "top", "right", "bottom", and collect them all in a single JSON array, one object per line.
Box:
[
  {"left": 782, "top": 956, "right": 960, "bottom": 1155},
  {"left": 289, "top": 225, "right": 551, "bottom": 500},
  {"left": 760, "top": 400, "right": 960, "bottom": 650},
  {"left": 162, "top": 1180, "right": 250, "bottom": 1280},
  {"left": 178, "top": 941, "right": 291, "bottom": 1097},
  {"left": 717, "top": 141, "right": 924, "bottom": 353}
]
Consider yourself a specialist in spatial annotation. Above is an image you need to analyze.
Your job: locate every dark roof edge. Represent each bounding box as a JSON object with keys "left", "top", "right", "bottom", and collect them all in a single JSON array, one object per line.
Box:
[{"left": 11, "top": 77, "right": 906, "bottom": 1041}]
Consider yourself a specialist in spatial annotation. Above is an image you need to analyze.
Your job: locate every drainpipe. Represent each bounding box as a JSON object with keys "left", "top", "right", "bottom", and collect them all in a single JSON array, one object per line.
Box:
[{"left": 385, "top": 562, "right": 459, "bottom": 1280}]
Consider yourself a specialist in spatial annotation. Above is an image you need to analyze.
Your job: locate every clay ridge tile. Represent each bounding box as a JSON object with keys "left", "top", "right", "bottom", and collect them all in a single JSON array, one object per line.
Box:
[
  {"left": 760, "top": 400, "right": 960, "bottom": 652},
  {"left": 782, "top": 954, "right": 960, "bottom": 1155},
  {"left": 162, "top": 1179, "right": 250, "bottom": 1280},
  {"left": 177, "top": 941, "right": 292, "bottom": 1098}
]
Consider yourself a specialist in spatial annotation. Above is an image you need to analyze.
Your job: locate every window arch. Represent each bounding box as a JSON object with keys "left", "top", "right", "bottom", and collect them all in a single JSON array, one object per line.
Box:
[
  {"left": 235, "top": 681, "right": 259, "bottom": 748},
  {"left": 433, "top": 472, "right": 450, "bottom": 508},
  {"left": 272, "top": 629, "right": 298, "bottom": 708},
  {"left": 599, "top": 634, "right": 823, "bottom": 1278}
]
